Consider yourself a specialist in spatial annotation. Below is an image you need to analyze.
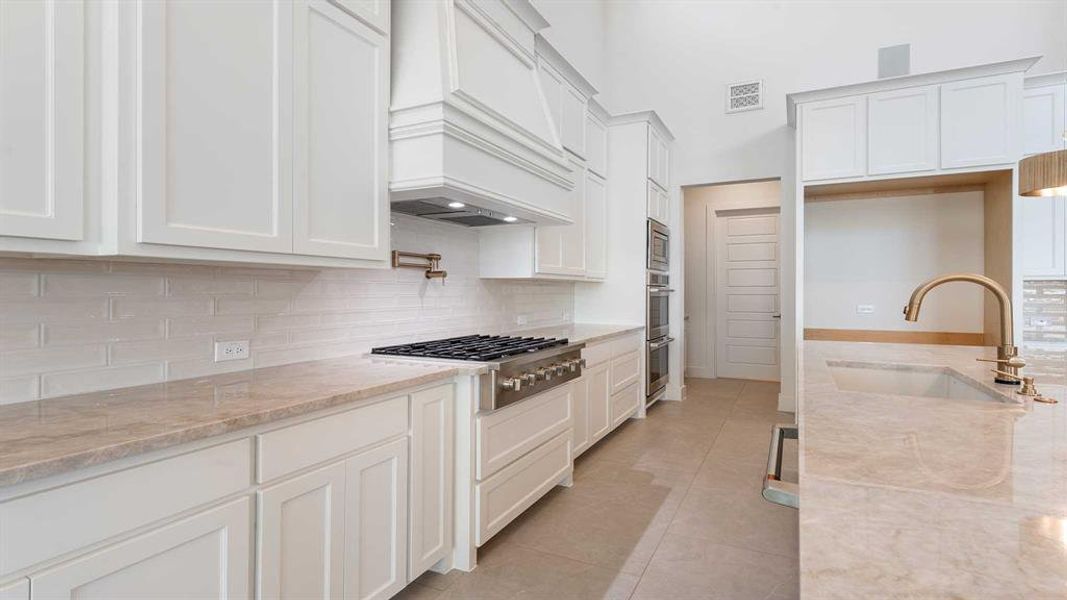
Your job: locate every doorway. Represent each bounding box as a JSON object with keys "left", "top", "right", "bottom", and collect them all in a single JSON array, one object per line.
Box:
[{"left": 683, "top": 179, "right": 782, "bottom": 382}]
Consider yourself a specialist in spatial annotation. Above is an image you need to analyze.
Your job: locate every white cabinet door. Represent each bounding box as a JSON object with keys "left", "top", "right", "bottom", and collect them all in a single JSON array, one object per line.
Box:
[
  {"left": 293, "top": 0, "right": 389, "bottom": 260},
  {"left": 560, "top": 86, "right": 586, "bottom": 158},
  {"left": 585, "top": 113, "right": 608, "bottom": 178},
  {"left": 31, "top": 498, "right": 251, "bottom": 599},
  {"left": 941, "top": 74, "right": 1020, "bottom": 169},
  {"left": 867, "top": 85, "right": 939, "bottom": 175},
  {"left": 345, "top": 438, "right": 408, "bottom": 600},
  {"left": 572, "top": 375, "right": 591, "bottom": 457},
  {"left": 536, "top": 160, "right": 585, "bottom": 276},
  {"left": 137, "top": 0, "right": 293, "bottom": 253},
  {"left": 409, "top": 385, "right": 454, "bottom": 578},
  {"left": 328, "top": 0, "right": 389, "bottom": 34},
  {"left": 648, "top": 181, "right": 669, "bottom": 225},
  {"left": 610, "top": 381, "right": 642, "bottom": 428},
  {"left": 259, "top": 462, "right": 346, "bottom": 600},
  {"left": 1024, "top": 84, "right": 1067, "bottom": 156},
  {"left": 586, "top": 361, "right": 611, "bottom": 442},
  {"left": 647, "top": 126, "right": 669, "bottom": 188},
  {"left": 538, "top": 63, "right": 564, "bottom": 146},
  {"left": 584, "top": 171, "right": 607, "bottom": 280},
  {"left": 800, "top": 96, "right": 867, "bottom": 181},
  {"left": 1021, "top": 196, "right": 1067, "bottom": 278},
  {"left": 0, "top": 0, "right": 84, "bottom": 241}
]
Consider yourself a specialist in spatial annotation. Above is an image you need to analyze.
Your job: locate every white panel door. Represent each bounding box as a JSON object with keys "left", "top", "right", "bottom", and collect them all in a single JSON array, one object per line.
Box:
[
  {"left": 867, "top": 85, "right": 939, "bottom": 175},
  {"left": 537, "top": 62, "right": 564, "bottom": 145},
  {"left": 716, "top": 210, "right": 780, "bottom": 381},
  {"left": 138, "top": 0, "right": 293, "bottom": 253},
  {"left": 941, "top": 74, "right": 1020, "bottom": 169},
  {"left": 259, "top": 462, "right": 346, "bottom": 600},
  {"left": 409, "top": 385, "right": 454, "bottom": 578},
  {"left": 586, "top": 361, "right": 611, "bottom": 442},
  {"left": 293, "top": 0, "right": 389, "bottom": 260},
  {"left": 800, "top": 96, "right": 866, "bottom": 181},
  {"left": 345, "top": 438, "right": 408, "bottom": 600},
  {"left": 328, "top": 0, "right": 389, "bottom": 34},
  {"left": 536, "top": 160, "right": 585, "bottom": 276},
  {"left": 1021, "top": 196, "right": 1067, "bottom": 278},
  {"left": 0, "top": 0, "right": 84, "bottom": 241},
  {"left": 1023, "top": 84, "right": 1067, "bottom": 156},
  {"left": 31, "top": 498, "right": 251, "bottom": 599},
  {"left": 584, "top": 171, "right": 607, "bottom": 280}
]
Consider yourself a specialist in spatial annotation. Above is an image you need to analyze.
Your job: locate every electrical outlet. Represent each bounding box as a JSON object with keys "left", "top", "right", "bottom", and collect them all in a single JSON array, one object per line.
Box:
[
  {"left": 856, "top": 304, "right": 875, "bottom": 314},
  {"left": 1031, "top": 318, "right": 1050, "bottom": 327},
  {"left": 214, "top": 340, "right": 250, "bottom": 362}
]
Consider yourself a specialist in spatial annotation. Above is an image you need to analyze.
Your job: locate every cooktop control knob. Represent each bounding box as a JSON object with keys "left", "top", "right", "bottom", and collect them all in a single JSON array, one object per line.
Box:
[
  {"left": 500, "top": 377, "right": 521, "bottom": 391},
  {"left": 565, "top": 359, "right": 579, "bottom": 373},
  {"left": 553, "top": 364, "right": 566, "bottom": 376},
  {"left": 536, "top": 367, "right": 552, "bottom": 381},
  {"left": 521, "top": 372, "right": 537, "bottom": 385}
]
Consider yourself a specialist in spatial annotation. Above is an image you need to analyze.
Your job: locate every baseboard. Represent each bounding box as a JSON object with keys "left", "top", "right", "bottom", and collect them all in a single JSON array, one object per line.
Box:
[
  {"left": 684, "top": 367, "right": 716, "bottom": 379},
  {"left": 803, "top": 328, "right": 985, "bottom": 346}
]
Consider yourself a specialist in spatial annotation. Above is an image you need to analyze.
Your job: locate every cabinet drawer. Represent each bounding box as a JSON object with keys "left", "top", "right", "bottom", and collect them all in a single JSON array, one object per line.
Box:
[
  {"left": 476, "top": 385, "right": 572, "bottom": 480},
  {"left": 611, "top": 382, "right": 642, "bottom": 427},
  {"left": 475, "top": 431, "right": 571, "bottom": 546},
  {"left": 0, "top": 439, "right": 252, "bottom": 576},
  {"left": 610, "top": 349, "right": 641, "bottom": 395},
  {"left": 258, "top": 395, "right": 408, "bottom": 483}
]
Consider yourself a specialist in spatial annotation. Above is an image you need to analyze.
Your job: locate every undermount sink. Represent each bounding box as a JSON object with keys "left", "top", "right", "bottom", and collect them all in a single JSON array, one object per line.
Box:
[{"left": 827, "top": 361, "right": 1004, "bottom": 403}]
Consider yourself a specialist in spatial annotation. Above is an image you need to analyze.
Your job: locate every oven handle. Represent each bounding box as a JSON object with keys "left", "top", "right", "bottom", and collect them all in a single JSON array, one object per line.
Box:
[
  {"left": 648, "top": 337, "right": 675, "bottom": 350},
  {"left": 648, "top": 287, "right": 676, "bottom": 294}
]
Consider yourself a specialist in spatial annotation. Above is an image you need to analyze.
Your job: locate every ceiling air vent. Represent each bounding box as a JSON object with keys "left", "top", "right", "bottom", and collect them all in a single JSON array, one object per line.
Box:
[{"left": 726, "top": 80, "right": 763, "bottom": 113}]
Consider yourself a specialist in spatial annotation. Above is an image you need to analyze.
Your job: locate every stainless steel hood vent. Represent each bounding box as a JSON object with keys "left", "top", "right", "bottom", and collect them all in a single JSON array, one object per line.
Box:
[{"left": 391, "top": 199, "right": 526, "bottom": 227}]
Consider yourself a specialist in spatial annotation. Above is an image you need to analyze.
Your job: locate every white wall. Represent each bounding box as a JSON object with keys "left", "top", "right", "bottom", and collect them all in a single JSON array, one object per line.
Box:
[
  {"left": 0, "top": 215, "right": 575, "bottom": 404},
  {"left": 684, "top": 180, "right": 781, "bottom": 379},
  {"left": 601, "top": 1, "right": 1067, "bottom": 187},
  {"left": 532, "top": 0, "right": 607, "bottom": 92},
  {"left": 804, "top": 191, "right": 986, "bottom": 333}
]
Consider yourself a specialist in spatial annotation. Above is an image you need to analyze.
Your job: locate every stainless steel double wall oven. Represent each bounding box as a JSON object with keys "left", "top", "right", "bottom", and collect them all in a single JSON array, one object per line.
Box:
[{"left": 646, "top": 219, "right": 673, "bottom": 405}]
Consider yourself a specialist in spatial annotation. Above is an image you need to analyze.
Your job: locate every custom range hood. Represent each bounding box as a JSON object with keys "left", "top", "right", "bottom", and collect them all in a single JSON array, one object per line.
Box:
[{"left": 389, "top": 0, "right": 575, "bottom": 226}]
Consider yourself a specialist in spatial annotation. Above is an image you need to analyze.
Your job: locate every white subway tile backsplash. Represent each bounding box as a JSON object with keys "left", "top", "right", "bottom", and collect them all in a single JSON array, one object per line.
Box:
[
  {"left": 0, "top": 215, "right": 574, "bottom": 403},
  {"left": 43, "top": 319, "right": 165, "bottom": 346},
  {"left": 1, "top": 345, "right": 107, "bottom": 377},
  {"left": 41, "top": 362, "right": 166, "bottom": 398}
]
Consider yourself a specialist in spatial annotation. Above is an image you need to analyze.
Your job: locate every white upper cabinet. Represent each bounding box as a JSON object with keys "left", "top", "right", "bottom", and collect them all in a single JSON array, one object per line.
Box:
[
  {"left": 535, "top": 36, "right": 595, "bottom": 160},
  {"left": 137, "top": 0, "right": 294, "bottom": 254},
  {"left": 561, "top": 86, "right": 587, "bottom": 157},
  {"left": 800, "top": 96, "right": 867, "bottom": 181},
  {"left": 867, "top": 85, "right": 939, "bottom": 175},
  {"left": 0, "top": 0, "right": 84, "bottom": 242},
  {"left": 647, "top": 180, "right": 670, "bottom": 226},
  {"left": 648, "top": 125, "right": 670, "bottom": 189},
  {"left": 585, "top": 103, "right": 609, "bottom": 178},
  {"left": 1021, "top": 196, "right": 1067, "bottom": 278},
  {"left": 940, "top": 74, "right": 1021, "bottom": 169},
  {"left": 584, "top": 171, "right": 607, "bottom": 280},
  {"left": 1023, "top": 77, "right": 1066, "bottom": 156},
  {"left": 536, "top": 159, "right": 586, "bottom": 276},
  {"left": 292, "top": 0, "right": 389, "bottom": 261},
  {"left": 329, "top": 0, "right": 389, "bottom": 33}
]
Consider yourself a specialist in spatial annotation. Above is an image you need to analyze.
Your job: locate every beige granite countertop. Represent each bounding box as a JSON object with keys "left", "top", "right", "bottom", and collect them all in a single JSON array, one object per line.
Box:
[
  {"left": 0, "top": 356, "right": 458, "bottom": 488},
  {"left": 800, "top": 341, "right": 1067, "bottom": 598},
  {"left": 512, "top": 323, "right": 644, "bottom": 346}
]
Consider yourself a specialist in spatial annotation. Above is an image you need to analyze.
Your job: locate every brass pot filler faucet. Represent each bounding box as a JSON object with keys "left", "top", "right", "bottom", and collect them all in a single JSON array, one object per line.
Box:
[{"left": 903, "top": 273, "right": 1055, "bottom": 403}]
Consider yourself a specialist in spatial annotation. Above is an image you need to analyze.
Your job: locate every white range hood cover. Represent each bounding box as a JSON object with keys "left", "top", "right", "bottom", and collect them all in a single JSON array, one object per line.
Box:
[{"left": 389, "top": 0, "right": 575, "bottom": 225}]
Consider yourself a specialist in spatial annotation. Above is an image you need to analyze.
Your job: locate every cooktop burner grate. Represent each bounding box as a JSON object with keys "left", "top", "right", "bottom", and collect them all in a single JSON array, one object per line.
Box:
[{"left": 371, "top": 335, "right": 568, "bottom": 362}]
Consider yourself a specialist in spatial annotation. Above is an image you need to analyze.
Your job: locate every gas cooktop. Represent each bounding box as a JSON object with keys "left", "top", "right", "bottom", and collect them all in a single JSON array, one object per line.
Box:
[{"left": 370, "top": 335, "right": 569, "bottom": 363}]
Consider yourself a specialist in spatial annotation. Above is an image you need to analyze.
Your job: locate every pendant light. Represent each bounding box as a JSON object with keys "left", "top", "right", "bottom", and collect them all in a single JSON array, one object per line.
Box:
[{"left": 1020, "top": 148, "right": 1067, "bottom": 197}]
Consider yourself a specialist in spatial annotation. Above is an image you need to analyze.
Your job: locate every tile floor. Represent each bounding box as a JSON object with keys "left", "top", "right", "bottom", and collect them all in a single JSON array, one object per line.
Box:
[{"left": 397, "top": 377, "right": 799, "bottom": 600}]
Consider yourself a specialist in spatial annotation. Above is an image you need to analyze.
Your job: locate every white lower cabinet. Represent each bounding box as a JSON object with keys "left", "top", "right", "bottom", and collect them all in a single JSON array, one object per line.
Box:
[
  {"left": 258, "top": 463, "right": 346, "bottom": 600},
  {"left": 31, "top": 498, "right": 251, "bottom": 600},
  {"left": 408, "top": 385, "right": 455, "bottom": 578},
  {"left": 344, "top": 438, "right": 409, "bottom": 600},
  {"left": 571, "top": 373, "right": 591, "bottom": 456},
  {"left": 610, "top": 382, "right": 642, "bottom": 428},
  {"left": 585, "top": 361, "right": 611, "bottom": 444}
]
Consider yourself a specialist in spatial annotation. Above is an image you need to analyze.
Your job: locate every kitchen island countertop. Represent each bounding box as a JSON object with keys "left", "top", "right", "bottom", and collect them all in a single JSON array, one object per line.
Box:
[{"left": 800, "top": 340, "right": 1067, "bottom": 598}]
